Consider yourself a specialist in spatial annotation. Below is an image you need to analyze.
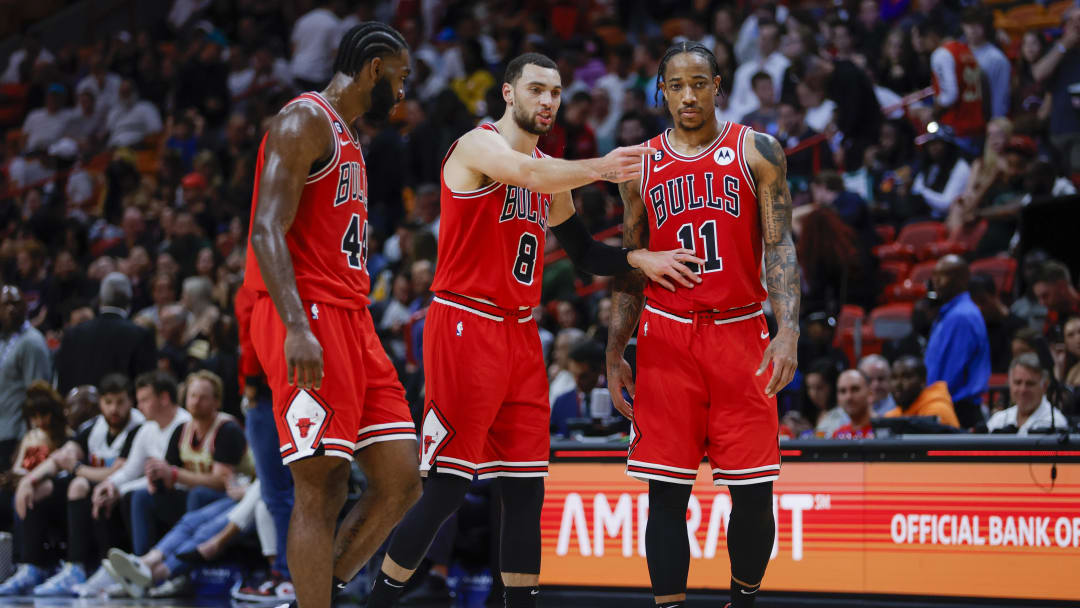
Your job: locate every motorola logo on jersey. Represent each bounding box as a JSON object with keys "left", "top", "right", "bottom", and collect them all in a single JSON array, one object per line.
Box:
[
  {"left": 498, "top": 185, "right": 549, "bottom": 230},
  {"left": 713, "top": 147, "right": 735, "bottom": 166},
  {"left": 647, "top": 172, "right": 741, "bottom": 229},
  {"left": 334, "top": 161, "right": 368, "bottom": 208}
]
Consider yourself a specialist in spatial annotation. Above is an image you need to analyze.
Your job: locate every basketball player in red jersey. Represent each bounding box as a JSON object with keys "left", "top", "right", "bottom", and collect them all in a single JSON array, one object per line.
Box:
[
  {"left": 367, "top": 53, "right": 704, "bottom": 608},
  {"left": 243, "top": 23, "right": 420, "bottom": 608},
  {"left": 606, "top": 43, "right": 800, "bottom": 608}
]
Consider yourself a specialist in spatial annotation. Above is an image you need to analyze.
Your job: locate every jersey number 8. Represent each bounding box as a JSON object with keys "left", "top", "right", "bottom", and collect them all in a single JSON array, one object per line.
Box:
[{"left": 512, "top": 232, "right": 538, "bottom": 285}]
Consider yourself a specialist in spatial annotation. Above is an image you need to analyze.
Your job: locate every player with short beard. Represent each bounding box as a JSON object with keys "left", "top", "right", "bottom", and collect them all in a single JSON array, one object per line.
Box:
[
  {"left": 242, "top": 22, "right": 421, "bottom": 608},
  {"left": 366, "top": 52, "right": 704, "bottom": 608}
]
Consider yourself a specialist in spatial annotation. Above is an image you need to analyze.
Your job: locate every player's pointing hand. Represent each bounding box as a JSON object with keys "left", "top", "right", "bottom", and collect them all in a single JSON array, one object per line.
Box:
[
  {"left": 285, "top": 326, "right": 324, "bottom": 391},
  {"left": 628, "top": 248, "right": 705, "bottom": 291},
  {"left": 597, "top": 146, "right": 656, "bottom": 183}
]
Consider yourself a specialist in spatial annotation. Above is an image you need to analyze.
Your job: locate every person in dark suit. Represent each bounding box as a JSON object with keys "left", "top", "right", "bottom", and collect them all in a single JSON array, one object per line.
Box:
[
  {"left": 551, "top": 340, "right": 610, "bottom": 437},
  {"left": 55, "top": 272, "right": 157, "bottom": 394}
]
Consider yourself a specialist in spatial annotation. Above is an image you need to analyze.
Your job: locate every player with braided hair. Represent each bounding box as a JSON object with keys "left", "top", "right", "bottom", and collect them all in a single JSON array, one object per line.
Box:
[
  {"left": 243, "top": 22, "right": 418, "bottom": 608},
  {"left": 607, "top": 42, "right": 800, "bottom": 608}
]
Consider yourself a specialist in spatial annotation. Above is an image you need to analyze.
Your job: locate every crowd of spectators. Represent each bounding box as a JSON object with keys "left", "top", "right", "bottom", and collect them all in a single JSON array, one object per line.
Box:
[{"left": 0, "top": 0, "right": 1079, "bottom": 600}]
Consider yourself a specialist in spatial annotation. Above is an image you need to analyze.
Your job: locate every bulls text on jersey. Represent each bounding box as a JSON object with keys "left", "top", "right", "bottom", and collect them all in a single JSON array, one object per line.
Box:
[
  {"left": 646, "top": 172, "right": 741, "bottom": 229},
  {"left": 498, "top": 185, "right": 549, "bottom": 230},
  {"left": 334, "top": 161, "right": 368, "bottom": 207}
]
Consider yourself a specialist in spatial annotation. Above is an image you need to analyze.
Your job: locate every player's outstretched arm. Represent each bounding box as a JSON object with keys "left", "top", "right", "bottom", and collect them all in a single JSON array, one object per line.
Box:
[
  {"left": 746, "top": 131, "right": 800, "bottom": 397},
  {"left": 248, "top": 103, "right": 332, "bottom": 391},
  {"left": 606, "top": 177, "right": 651, "bottom": 419},
  {"left": 448, "top": 128, "right": 654, "bottom": 193},
  {"left": 548, "top": 192, "right": 704, "bottom": 285}
]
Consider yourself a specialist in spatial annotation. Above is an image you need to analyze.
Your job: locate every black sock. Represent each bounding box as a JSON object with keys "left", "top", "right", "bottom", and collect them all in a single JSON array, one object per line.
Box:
[
  {"left": 366, "top": 572, "right": 408, "bottom": 607},
  {"left": 504, "top": 585, "right": 539, "bottom": 608},
  {"left": 730, "top": 577, "right": 760, "bottom": 608},
  {"left": 331, "top": 575, "right": 347, "bottom": 598}
]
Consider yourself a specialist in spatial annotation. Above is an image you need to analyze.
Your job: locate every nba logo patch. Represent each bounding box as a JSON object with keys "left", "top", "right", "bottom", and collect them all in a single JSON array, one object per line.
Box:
[
  {"left": 653, "top": 150, "right": 664, "bottom": 162},
  {"left": 456, "top": 321, "right": 463, "bottom": 336},
  {"left": 713, "top": 147, "right": 735, "bottom": 166}
]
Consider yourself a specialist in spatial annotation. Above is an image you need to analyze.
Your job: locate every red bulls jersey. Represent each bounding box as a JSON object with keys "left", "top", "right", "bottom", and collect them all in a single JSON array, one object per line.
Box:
[
  {"left": 430, "top": 123, "right": 551, "bottom": 309},
  {"left": 640, "top": 124, "right": 766, "bottom": 311},
  {"left": 243, "top": 92, "right": 372, "bottom": 308},
  {"left": 934, "top": 41, "right": 985, "bottom": 138}
]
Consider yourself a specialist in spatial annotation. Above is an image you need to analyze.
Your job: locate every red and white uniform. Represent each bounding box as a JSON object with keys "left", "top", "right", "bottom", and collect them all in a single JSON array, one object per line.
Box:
[
  {"left": 627, "top": 124, "right": 780, "bottom": 487},
  {"left": 930, "top": 41, "right": 986, "bottom": 138},
  {"left": 420, "top": 123, "right": 552, "bottom": 480},
  {"left": 831, "top": 423, "right": 874, "bottom": 439},
  {"left": 243, "top": 92, "right": 415, "bottom": 465}
]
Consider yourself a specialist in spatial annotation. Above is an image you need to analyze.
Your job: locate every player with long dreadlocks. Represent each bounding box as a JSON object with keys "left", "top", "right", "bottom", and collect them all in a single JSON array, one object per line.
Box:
[
  {"left": 606, "top": 41, "right": 801, "bottom": 608},
  {"left": 242, "top": 23, "right": 421, "bottom": 608}
]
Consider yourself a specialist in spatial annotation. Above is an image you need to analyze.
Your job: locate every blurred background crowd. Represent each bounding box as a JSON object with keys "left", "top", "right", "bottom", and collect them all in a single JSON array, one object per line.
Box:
[{"left": 0, "top": 0, "right": 1079, "bottom": 601}]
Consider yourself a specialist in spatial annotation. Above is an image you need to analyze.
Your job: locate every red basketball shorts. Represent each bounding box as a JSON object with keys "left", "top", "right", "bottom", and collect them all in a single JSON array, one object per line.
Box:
[
  {"left": 627, "top": 302, "right": 780, "bottom": 486},
  {"left": 419, "top": 292, "right": 550, "bottom": 480},
  {"left": 250, "top": 295, "right": 415, "bottom": 465}
]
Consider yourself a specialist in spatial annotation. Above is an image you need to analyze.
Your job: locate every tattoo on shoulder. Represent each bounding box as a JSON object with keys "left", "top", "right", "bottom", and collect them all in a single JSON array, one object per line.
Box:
[{"left": 753, "top": 133, "right": 785, "bottom": 168}]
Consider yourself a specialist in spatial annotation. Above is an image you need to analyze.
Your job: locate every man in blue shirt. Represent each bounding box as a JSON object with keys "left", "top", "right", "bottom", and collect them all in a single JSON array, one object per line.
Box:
[{"left": 925, "top": 255, "right": 991, "bottom": 428}]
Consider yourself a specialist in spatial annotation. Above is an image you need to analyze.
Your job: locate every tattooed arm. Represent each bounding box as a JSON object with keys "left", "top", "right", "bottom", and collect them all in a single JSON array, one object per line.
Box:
[
  {"left": 746, "top": 131, "right": 800, "bottom": 397},
  {"left": 607, "top": 177, "right": 651, "bottom": 418}
]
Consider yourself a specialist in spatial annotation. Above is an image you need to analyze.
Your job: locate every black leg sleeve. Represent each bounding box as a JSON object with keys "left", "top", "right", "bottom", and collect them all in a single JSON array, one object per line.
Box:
[
  {"left": 384, "top": 474, "right": 471, "bottom": 571},
  {"left": 497, "top": 477, "right": 544, "bottom": 575},
  {"left": 22, "top": 480, "right": 68, "bottom": 567},
  {"left": 66, "top": 497, "right": 94, "bottom": 567},
  {"left": 727, "top": 482, "right": 775, "bottom": 608},
  {"left": 645, "top": 480, "right": 694, "bottom": 598}
]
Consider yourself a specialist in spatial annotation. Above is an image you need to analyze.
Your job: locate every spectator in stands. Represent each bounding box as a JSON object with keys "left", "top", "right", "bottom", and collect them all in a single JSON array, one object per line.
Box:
[
  {"left": 0, "top": 382, "right": 72, "bottom": 595},
  {"left": 91, "top": 372, "right": 190, "bottom": 549},
  {"left": 0, "top": 285, "right": 51, "bottom": 470},
  {"left": 21, "top": 83, "right": 70, "bottom": 153},
  {"left": 1062, "top": 316, "right": 1080, "bottom": 389},
  {"left": 795, "top": 205, "right": 875, "bottom": 314},
  {"left": 740, "top": 72, "right": 779, "bottom": 136},
  {"left": 987, "top": 353, "right": 1069, "bottom": 434},
  {"left": 134, "top": 273, "right": 176, "bottom": 329},
  {"left": 288, "top": 0, "right": 346, "bottom": 90},
  {"left": 913, "top": 19, "right": 986, "bottom": 144},
  {"left": 551, "top": 340, "right": 608, "bottom": 437},
  {"left": 858, "top": 354, "right": 896, "bottom": 416},
  {"left": 1013, "top": 251, "right": 1050, "bottom": 331},
  {"left": 911, "top": 126, "right": 971, "bottom": 219},
  {"left": 803, "top": 359, "right": 848, "bottom": 437},
  {"left": 877, "top": 26, "right": 925, "bottom": 96},
  {"left": 832, "top": 369, "right": 874, "bottom": 439},
  {"left": 960, "top": 7, "right": 1010, "bottom": 119},
  {"left": 777, "top": 100, "right": 833, "bottom": 188},
  {"left": 4, "top": 374, "right": 143, "bottom": 596},
  {"left": 947, "top": 117, "right": 1011, "bottom": 236},
  {"left": 864, "top": 118, "right": 918, "bottom": 222},
  {"left": 156, "top": 303, "right": 192, "bottom": 379},
  {"left": 926, "top": 255, "right": 991, "bottom": 428},
  {"left": 1033, "top": 261, "right": 1080, "bottom": 335},
  {"left": 969, "top": 273, "right": 1027, "bottom": 375},
  {"left": 1032, "top": 5, "right": 1080, "bottom": 172},
  {"left": 56, "top": 273, "right": 157, "bottom": 394},
  {"left": 885, "top": 355, "right": 961, "bottom": 427},
  {"left": 549, "top": 328, "right": 585, "bottom": 407},
  {"left": 76, "top": 57, "right": 121, "bottom": 116},
  {"left": 729, "top": 18, "right": 790, "bottom": 119},
  {"left": 105, "top": 79, "right": 163, "bottom": 148},
  {"left": 1012, "top": 31, "right": 1050, "bottom": 135}
]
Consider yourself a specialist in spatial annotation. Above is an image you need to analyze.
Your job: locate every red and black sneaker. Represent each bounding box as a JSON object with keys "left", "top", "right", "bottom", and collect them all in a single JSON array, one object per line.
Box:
[{"left": 231, "top": 571, "right": 295, "bottom": 603}]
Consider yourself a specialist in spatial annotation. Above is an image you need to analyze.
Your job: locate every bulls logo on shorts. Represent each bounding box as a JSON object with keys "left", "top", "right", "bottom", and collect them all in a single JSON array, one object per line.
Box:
[
  {"left": 284, "top": 390, "right": 331, "bottom": 454},
  {"left": 419, "top": 403, "right": 454, "bottom": 468}
]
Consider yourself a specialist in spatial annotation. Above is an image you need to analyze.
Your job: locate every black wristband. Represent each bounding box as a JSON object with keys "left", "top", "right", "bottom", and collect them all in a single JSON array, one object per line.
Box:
[{"left": 549, "top": 213, "right": 635, "bottom": 276}]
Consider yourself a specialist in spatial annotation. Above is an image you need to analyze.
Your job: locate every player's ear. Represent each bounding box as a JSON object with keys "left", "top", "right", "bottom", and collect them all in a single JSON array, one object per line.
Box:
[
  {"left": 502, "top": 82, "right": 513, "bottom": 105},
  {"left": 367, "top": 56, "right": 383, "bottom": 82},
  {"left": 714, "top": 75, "right": 722, "bottom": 96}
]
